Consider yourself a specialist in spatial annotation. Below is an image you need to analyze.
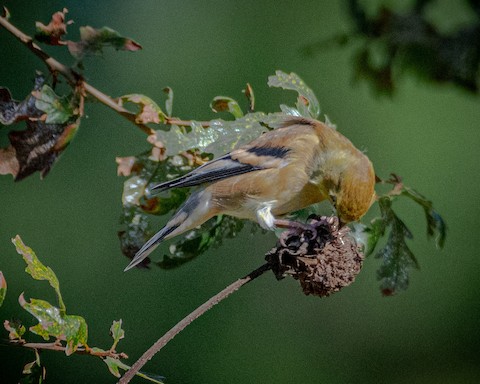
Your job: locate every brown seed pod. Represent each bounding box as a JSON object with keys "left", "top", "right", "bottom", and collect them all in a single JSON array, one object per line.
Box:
[{"left": 265, "top": 216, "right": 364, "bottom": 297}]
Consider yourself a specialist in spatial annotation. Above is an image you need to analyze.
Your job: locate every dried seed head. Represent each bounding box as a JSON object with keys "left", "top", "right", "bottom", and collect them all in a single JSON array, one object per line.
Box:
[{"left": 265, "top": 216, "right": 364, "bottom": 297}]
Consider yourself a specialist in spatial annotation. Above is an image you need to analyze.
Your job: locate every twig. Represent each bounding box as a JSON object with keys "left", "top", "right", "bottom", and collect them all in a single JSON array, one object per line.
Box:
[
  {"left": 0, "top": 12, "right": 211, "bottom": 134},
  {"left": 10, "top": 341, "right": 128, "bottom": 359},
  {"left": 119, "top": 263, "right": 272, "bottom": 383}
]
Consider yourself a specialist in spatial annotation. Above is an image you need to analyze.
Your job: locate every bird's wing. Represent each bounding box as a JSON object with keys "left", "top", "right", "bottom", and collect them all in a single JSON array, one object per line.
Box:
[
  {"left": 151, "top": 118, "right": 317, "bottom": 192},
  {"left": 151, "top": 153, "right": 264, "bottom": 191}
]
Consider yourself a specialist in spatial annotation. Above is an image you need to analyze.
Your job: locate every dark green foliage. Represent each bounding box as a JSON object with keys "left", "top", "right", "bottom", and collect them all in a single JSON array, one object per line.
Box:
[
  {"left": 364, "top": 176, "right": 446, "bottom": 295},
  {"left": 304, "top": 0, "right": 480, "bottom": 94}
]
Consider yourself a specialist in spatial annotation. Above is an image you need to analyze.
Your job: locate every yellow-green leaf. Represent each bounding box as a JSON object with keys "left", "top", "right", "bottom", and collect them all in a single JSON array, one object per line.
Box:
[
  {"left": 110, "top": 319, "right": 125, "bottom": 350},
  {"left": 12, "top": 235, "right": 66, "bottom": 312},
  {"left": 4, "top": 319, "right": 26, "bottom": 340},
  {"left": 19, "top": 294, "right": 88, "bottom": 356}
]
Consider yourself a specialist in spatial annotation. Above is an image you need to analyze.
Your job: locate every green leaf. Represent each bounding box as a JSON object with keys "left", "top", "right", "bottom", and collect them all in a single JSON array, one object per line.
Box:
[
  {"left": 103, "top": 358, "right": 165, "bottom": 383},
  {"left": 163, "top": 87, "right": 174, "bottom": 116},
  {"left": 67, "top": 26, "right": 142, "bottom": 59},
  {"left": 120, "top": 94, "right": 167, "bottom": 125},
  {"left": 373, "top": 197, "right": 419, "bottom": 295},
  {"left": 12, "top": 235, "right": 66, "bottom": 312},
  {"left": 103, "top": 356, "right": 127, "bottom": 378},
  {"left": 4, "top": 319, "right": 26, "bottom": 340},
  {"left": 267, "top": 70, "right": 320, "bottom": 118},
  {"left": 34, "top": 85, "right": 75, "bottom": 124},
  {"left": 401, "top": 187, "right": 447, "bottom": 248},
  {"left": 210, "top": 96, "right": 244, "bottom": 118},
  {"left": 364, "top": 217, "right": 387, "bottom": 256},
  {"left": 0, "top": 271, "right": 6, "bottom": 307},
  {"left": 110, "top": 319, "right": 125, "bottom": 350},
  {"left": 19, "top": 294, "right": 88, "bottom": 355}
]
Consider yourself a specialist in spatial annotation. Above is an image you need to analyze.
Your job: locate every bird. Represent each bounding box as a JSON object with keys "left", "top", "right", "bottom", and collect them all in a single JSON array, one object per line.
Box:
[{"left": 124, "top": 116, "right": 376, "bottom": 271}]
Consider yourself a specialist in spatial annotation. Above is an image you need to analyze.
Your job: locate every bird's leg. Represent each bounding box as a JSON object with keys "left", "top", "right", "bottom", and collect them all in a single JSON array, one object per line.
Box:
[
  {"left": 256, "top": 204, "right": 317, "bottom": 240},
  {"left": 274, "top": 219, "right": 317, "bottom": 239}
]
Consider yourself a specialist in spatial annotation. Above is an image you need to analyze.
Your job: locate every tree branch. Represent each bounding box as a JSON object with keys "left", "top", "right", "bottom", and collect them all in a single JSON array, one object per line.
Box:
[
  {"left": 0, "top": 12, "right": 211, "bottom": 135},
  {"left": 119, "top": 263, "right": 271, "bottom": 383}
]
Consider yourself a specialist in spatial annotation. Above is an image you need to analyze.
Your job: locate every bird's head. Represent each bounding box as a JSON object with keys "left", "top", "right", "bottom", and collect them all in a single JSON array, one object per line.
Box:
[{"left": 331, "top": 157, "right": 376, "bottom": 225}]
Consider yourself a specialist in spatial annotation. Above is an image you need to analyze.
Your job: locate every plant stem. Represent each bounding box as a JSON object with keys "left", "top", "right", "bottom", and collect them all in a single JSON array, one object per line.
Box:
[
  {"left": 119, "top": 263, "right": 271, "bottom": 384},
  {"left": 11, "top": 341, "right": 128, "bottom": 359}
]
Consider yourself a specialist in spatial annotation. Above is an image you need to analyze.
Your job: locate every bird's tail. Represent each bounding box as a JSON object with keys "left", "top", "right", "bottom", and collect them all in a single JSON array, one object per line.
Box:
[{"left": 123, "top": 189, "right": 215, "bottom": 271}]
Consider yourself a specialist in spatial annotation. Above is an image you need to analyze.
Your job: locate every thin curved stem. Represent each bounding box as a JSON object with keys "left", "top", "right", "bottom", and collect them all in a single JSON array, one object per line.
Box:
[{"left": 119, "top": 263, "right": 271, "bottom": 383}]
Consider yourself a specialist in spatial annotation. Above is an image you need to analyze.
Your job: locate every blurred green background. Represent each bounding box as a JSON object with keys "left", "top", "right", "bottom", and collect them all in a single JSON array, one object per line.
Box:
[{"left": 1, "top": 0, "right": 479, "bottom": 383}]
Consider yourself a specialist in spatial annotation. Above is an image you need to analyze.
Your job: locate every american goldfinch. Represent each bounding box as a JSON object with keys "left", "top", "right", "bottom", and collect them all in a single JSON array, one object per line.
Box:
[{"left": 124, "top": 116, "right": 375, "bottom": 271}]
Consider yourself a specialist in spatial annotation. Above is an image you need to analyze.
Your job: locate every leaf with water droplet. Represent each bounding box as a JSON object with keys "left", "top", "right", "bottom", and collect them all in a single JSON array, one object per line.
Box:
[{"left": 267, "top": 70, "right": 320, "bottom": 118}]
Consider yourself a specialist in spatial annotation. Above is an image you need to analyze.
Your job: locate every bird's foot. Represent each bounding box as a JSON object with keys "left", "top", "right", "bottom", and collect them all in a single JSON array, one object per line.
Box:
[{"left": 273, "top": 219, "right": 318, "bottom": 246}]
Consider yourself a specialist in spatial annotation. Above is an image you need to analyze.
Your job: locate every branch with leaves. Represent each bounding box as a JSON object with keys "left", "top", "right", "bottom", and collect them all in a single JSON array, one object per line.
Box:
[
  {"left": 1, "top": 236, "right": 164, "bottom": 383},
  {"left": 0, "top": 6, "right": 447, "bottom": 383}
]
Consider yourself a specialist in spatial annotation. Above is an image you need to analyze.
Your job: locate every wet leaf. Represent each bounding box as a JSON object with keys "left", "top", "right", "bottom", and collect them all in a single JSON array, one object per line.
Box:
[
  {"left": 19, "top": 294, "right": 88, "bottom": 356},
  {"left": 35, "top": 8, "right": 70, "bottom": 46},
  {"left": 267, "top": 70, "right": 320, "bottom": 118},
  {"left": 12, "top": 235, "right": 66, "bottom": 311},
  {"left": 210, "top": 96, "right": 243, "bottom": 118},
  {"left": 4, "top": 319, "right": 26, "bottom": 340},
  {"left": 0, "top": 271, "right": 6, "bottom": 307},
  {"left": 158, "top": 215, "right": 246, "bottom": 269},
  {"left": 122, "top": 176, "right": 148, "bottom": 206},
  {"left": 118, "top": 206, "right": 153, "bottom": 268},
  {"left": 157, "top": 113, "right": 269, "bottom": 157},
  {"left": 119, "top": 94, "right": 167, "bottom": 125},
  {"left": 110, "top": 319, "right": 125, "bottom": 350},
  {"left": 67, "top": 26, "right": 142, "bottom": 59}
]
